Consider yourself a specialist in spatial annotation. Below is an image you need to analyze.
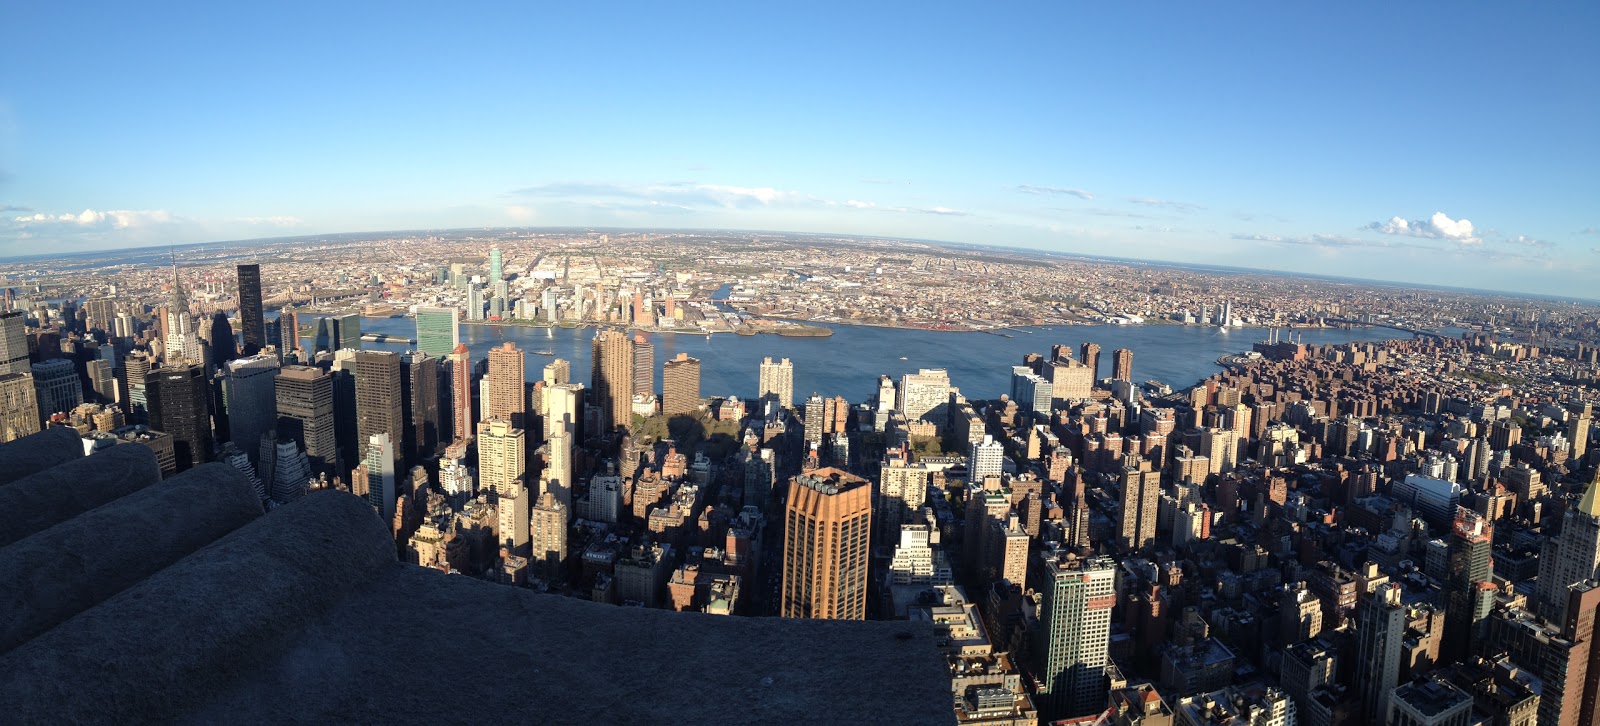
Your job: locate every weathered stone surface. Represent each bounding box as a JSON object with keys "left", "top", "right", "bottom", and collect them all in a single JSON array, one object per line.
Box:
[
  {"left": 0, "top": 443, "right": 161, "bottom": 547},
  {"left": 0, "top": 491, "right": 396, "bottom": 724},
  {"left": 0, "top": 462, "right": 263, "bottom": 654},
  {"left": 184, "top": 566, "right": 955, "bottom": 725},
  {"left": 0, "top": 475, "right": 954, "bottom": 724},
  {"left": 0, "top": 426, "right": 84, "bottom": 487}
]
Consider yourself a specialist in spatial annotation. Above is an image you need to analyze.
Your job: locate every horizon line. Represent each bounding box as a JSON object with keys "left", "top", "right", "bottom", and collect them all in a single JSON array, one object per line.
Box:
[{"left": 6, "top": 224, "right": 1597, "bottom": 306}]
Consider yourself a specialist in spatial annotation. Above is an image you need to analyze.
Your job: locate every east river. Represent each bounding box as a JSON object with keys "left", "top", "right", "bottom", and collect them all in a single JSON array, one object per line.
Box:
[{"left": 339, "top": 316, "right": 1414, "bottom": 402}]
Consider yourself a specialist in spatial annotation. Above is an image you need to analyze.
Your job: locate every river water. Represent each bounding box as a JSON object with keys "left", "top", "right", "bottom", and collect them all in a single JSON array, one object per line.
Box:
[{"left": 335, "top": 316, "right": 1405, "bottom": 402}]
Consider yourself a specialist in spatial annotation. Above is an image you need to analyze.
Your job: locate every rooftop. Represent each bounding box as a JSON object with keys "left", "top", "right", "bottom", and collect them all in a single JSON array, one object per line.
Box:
[{"left": 0, "top": 427, "right": 952, "bottom": 723}]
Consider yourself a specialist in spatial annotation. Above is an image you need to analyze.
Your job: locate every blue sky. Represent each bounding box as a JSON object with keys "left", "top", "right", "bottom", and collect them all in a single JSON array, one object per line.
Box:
[{"left": 2, "top": 3, "right": 1597, "bottom": 297}]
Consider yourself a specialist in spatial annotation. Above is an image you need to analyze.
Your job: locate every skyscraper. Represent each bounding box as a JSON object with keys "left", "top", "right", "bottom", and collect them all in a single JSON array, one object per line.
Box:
[
  {"left": 123, "top": 350, "right": 153, "bottom": 423},
  {"left": 86, "top": 358, "right": 115, "bottom": 403},
  {"left": 662, "top": 353, "right": 700, "bottom": 416},
  {"left": 400, "top": 351, "right": 441, "bottom": 464},
  {"left": 488, "top": 243, "right": 503, "bottom": 282},
  {"left": 314, "top": 316, "right": 337, "bottom": 353},
  {"left": 1032, "top": 548, "right": 1116, "bottom": 720},
  {"left": 313, "top": 313, "right": 361, "bottom": 354},
  {"left": 1570, "top": 401, "right": 1592, "bottom": 465},
  {"left": 1355, "top": 583, "right": 1407, "bottom": 724},
  {"left": 363, "top": 432, "right": 396, "bottom": 520},
  {"left": 0, "top": 372, "right": 40, "bottom": 443},
  {"left": 466, "top": 285, "right": 485, "bottom": 321},
  {"left": 542, "top": 383, "right": 582, "bottom": 509},
  {"left": 84, "top": 297, "right": 116, "bottom": 334},
  {"left": 1117, "top": 459, "right": 1161, "bottom": 552},
  {"left": 477, "top": 418, "right": 525, "bottom": 497},
  {"left": 899, "top": 368, "right": 951, "bottom": 432},
  {"left": 329, "top": 351, "right": 360, "bottom": 471},
  {"left": 1046, "top": 357, "right": 1094, "bottom": 402},
  {"left": 236, "top": 264, "right": 265, "bottom": 355},
  {"left": 1010, "top": 365, "right": 1051, "bottom": 416},
  {"left": 275, "top": 365, "right": 337, "bottom": 475},
  {"left": 0, "top": 311, "right": 27, "bottom": 378},
  {"left": 496, "top": 481, "right": 528, "bottom": 553},
  {"left": 803, "top": 393, "right": 825, "bottom": 445},
  {"left": 486, "top": 342, "right": 526, "bottom": 428},
  {"left": 1486, "top": 581, "right": 1600, "bottom": 726},
  {"left": 148, "top": 363, "right": 211, "bottom": 472},
  {"left": 543, "top": 358, "right": 570, "bottom": 387},
  {"left": 1535, "top": 469, "right": 1600, "bottom": 624},
  {"left": 876, "top": 453, "right": 931, "bottom": 549},
  {"left": 262, "top": 436, "right": 311, "bottom": 505},
  {"left": 164, "top": 269, "right": 203, "bottom": 366},
  {"left": 203, "top": 311, "right": 237, "bottom": 367},
  {"left": 632, "top": 335, "right": 653, "bottom": 398},
  {"left": 529, "top": 490, "right": 567, "bottom": 580},
  {"left": 354, "top": 350, "right": 403, "bottom": 469},
  {"left": 449, "top": 344, "right": 473, "bottom": 442},
  {"left": 1111, "top": 348, "right": 1134, "bottom": 382},
  {"left": 1078, "top": 342, "right": 1101, "bottom": 380},
  {"left": 590, "top": 330, "right": 633, "bottom": 434},
  {"left": 277, "top": 308, "right": 300, "bottom": 357},
  {"left": 968, "top": 434, "right": 1004, "bottom": 482},
  {"left": 336, "top": 313, "right": 361, "bottom": 351},
  {"left": 780, "top": 468, "right": 872, "bottom": 620},
  {"left": 414, "top": 306, "right": 459, "bottom": 358},
  {"left": 1444, "top": 506, "right": 1494, "bottom": 661},
  {"left": 31, "top": 358, "right": 83, "bottom": 420},
  {"left": 758, "top": 356, "right": 794, "bottom": 411},
  {"left": 221, "top": 354, "right": 280, "bottom": 465}
]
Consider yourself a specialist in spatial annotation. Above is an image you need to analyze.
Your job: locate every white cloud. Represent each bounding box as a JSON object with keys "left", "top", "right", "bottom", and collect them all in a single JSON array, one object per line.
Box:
[
  {"left": 512, "top": 181, "right": 821, "bottom": 210},
  {"left": 1367, "top": 211, "right": 1480, "bottom": 245},
  {"left": 838, "top": 199, "right": 968, "bottom": 216},
  {"left": 1017, "top": 185, "right": 1094, "bottom": 200},
  {"left": 1233, "top": 233, "right": 1390, "bottom": 249},
  {"left": 1129, "top": 197, "right": 1205, "bottom": 213},
  {"left": 694, "top": 184, "right": 808, "bottom": 207},
  {"left": 507, "top": 179, "right": 978, "bottom": 223},
  {"left": 13, "top": 208, "right": 173, "bottom": 229},
  {"left": 235, "top": 215, "right": 304, "bottom": 227},
  {"left": 879, "top": 205, "right": 970, "bottom": 217},
  {"left": 503, "top": 205, "right": 536, "bottom": 222},
  {"left": 1505, "top": 234, "right": 1551, "bottom": 249}
]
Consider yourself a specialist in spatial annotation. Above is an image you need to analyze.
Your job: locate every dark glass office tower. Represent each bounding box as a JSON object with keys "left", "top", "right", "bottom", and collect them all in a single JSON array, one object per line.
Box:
[
  {"left": 354, "top": 350, "right": 403, "bottom": 469},
  {"left": 237, "top": 263, "right": 265, "bottom": 355},
  {"left": 147, "top": 363, "right": 212, "bottom": 472},
  {"left": 275, "top": 364, "right": 337, "bottom": 475},
  {"left": 400, "top": 351, "right": 440, "bottom": 465}
]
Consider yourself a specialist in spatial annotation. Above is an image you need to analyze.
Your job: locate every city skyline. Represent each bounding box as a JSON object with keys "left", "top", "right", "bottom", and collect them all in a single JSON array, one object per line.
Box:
[
  {"left": 6, "top": 6, "right": 1600, "bottom": 722},
  {"left": 4, "top": 232, "right": 1600, "bottom": 723},
  {"left": 3, "top": 4, "right": 1598, "bottom": 297}
]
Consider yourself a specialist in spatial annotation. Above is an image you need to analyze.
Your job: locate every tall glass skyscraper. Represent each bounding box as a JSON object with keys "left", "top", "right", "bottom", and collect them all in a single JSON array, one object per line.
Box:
[
  {"left": 236, "top": 263, "right": 265, "bottom": 355},
  {"left": 414, "top": 306, "right": 460, "bottom": 358}
]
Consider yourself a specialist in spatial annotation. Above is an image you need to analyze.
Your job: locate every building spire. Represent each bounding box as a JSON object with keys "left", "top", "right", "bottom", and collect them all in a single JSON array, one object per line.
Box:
[
  {"left": 1580, "top": 464, "right": 1600, "bottom": 518},
  {"left": 169, "top": 246, "right": 187, "bottom": 311}
]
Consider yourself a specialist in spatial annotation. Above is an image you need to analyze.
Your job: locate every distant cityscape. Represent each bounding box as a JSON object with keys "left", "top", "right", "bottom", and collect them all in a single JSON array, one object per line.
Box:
[{"left": 6, "top": 228, "right": 1600, "bottom": 725}]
